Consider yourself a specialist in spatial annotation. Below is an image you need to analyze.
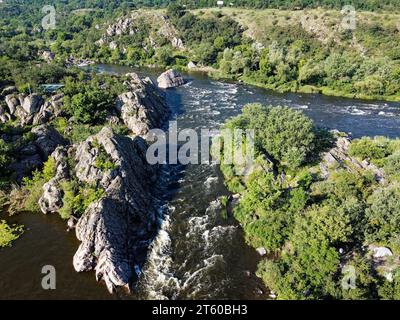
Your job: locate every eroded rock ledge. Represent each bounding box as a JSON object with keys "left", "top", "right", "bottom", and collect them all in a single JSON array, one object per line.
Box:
[{"left": 72, "top": 128, "right": 159, "bottom": 293}]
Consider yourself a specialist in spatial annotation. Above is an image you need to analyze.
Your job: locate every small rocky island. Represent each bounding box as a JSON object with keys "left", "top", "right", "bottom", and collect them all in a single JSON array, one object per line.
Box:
[{"left": 157, "top": 69, "right": 185, "bottom": 89}]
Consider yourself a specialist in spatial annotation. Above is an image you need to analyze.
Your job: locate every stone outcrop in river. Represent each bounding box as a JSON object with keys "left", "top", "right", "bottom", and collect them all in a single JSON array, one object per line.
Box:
[
  {"left": 35, "top": 72, "right": 169, "bottom": 293},
  {"left": 72, "top": 127, "right": 159, "bottom": 293},
  {"left": 37, "top": 127, "right": 161, "bottom": 292},
  {"left": 157, "top": 69, "right": 185, "bottom": 89},
  {"left": 115, "top": 73, "right": 170, "bottom": 136}
]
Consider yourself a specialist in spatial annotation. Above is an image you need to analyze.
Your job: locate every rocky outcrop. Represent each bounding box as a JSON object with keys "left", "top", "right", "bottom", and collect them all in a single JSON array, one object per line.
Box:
[
  {"left": 115, "top": 73, "right": 170, "bottom": 136},
  {"left": 320, "top": 135, "right": 386, "bottom": 184},
  {"left": 187, "top": 61, "right": 197, "bottom": 69},
  {"left": 39, "top": 147, "right": 69, "bottom": 214},
  {"left": 0, "top": 105, "right": 12, "bottom": 123},
  {"left": 6, "top": 125, "right": 67, "bottom": 181},
  {"left": 1, "top": 86, "right": 17, "bottom": 96},
  {"left": 22, "top": 94, "right": 43, "bottom": 114},
  {"left": 72, "top": 127, "right": 159, "bottom": 293},
  {"left": 33, "top": 93, "right": 64, "bottom": 125},
  {"left": 31, "top": 125, "right": 67, "bottom": 159},
  {"left": 40, "top": 50, "right": 55, "bottom": 63},
  {"left": 5, "top": 94, "right": 19, "bottom": 115},
  {"left": 99, "top": 12, "right": 184, "bottom": 51},
  {"left": 157, "top": 69, "right": 185, "bottom": 89},
  {"left": 106, "top": 17, "right": 137, "bottom": 36},
  {"left": 2, "top": 92, "right": 63, "bottom": 126}
]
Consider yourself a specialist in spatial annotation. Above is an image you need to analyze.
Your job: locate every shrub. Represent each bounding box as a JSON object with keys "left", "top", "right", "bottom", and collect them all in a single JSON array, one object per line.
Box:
[
  {"left": 59, "top": 180, "right": 105, "bottom": 220},
  {"left": 365, "top": 185, "right": 400, "bottom": 246},
  {"left": 0, "top": 220, "right": 24, "bottom": 247},
  {"left": 349, "top": 136, "right": 391, "bottom": 160}
]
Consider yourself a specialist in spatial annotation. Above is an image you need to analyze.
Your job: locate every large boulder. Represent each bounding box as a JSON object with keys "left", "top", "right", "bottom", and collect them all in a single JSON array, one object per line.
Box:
[
  {"left": 115, "top": 73, "right": 170, "bottom": 136},
  {"left": 369, "top": 245, "right": 393, "bottom": 259},
  {"left": 187, "top": 61, "right": 197, "bottom": 69},
  {"left": 31, "top": 125, "right": 67, "bottom": 159},
  {"left": 39, "top": 179, "right": 64, "bottom": 214},
  {"left": 72, "top": 127, "right": 159, "bottom": 293},
  {"left": 22, "top": 94, "right": 43, "bottom": 114},
  {"left": 1, "top": 86, "right": 17, "bottom": 96},
  {"left": 157, "top": 69, "right": 185, "bottom": 89},
  {"left": 5, "top": 94, "right": 20, "bottom": 115}
]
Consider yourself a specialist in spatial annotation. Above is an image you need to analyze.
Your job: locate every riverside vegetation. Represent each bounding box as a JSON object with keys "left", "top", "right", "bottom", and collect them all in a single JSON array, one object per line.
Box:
[{"left": 219, "top": 104, "right": 400, "bottom": 299}]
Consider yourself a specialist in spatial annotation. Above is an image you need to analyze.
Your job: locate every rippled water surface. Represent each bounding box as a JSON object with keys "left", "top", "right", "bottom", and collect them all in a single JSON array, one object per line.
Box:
[{"left": 1, "top": 65, "right": 399, "bottom": 299}]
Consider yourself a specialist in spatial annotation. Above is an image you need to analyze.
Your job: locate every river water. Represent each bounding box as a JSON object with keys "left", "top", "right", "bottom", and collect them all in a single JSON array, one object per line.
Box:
[{"left": 1, "top": 65, "right": 400, "bottom": 299}]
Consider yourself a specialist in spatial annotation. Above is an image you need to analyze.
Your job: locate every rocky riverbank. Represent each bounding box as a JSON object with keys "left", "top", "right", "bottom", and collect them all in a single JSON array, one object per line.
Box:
[{"left": 0, "top": 72, "right": 171, "bottom": 293}]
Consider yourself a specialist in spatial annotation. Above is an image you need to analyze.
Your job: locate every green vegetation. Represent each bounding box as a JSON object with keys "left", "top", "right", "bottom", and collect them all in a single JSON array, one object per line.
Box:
[
  {"left": 220, "top": 104, "right": 400, "bottom": 299},
  {"left": 0, "top": 220, "right": 24, "bottom": 248},
  {"left": 62, "top": 74, "right": 127, "bottom": 125},
  {"left": 19, "top": 157, "right": 57, "bottom": 213},
  {"left": 1, "top": 1, "right": 399, "bottom": 101},
  {"left": 59, "top": 180, "right": 104, "bottom": 220}
]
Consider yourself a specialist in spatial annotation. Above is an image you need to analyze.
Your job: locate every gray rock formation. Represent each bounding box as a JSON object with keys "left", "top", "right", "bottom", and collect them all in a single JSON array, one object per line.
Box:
[
  {"left": 72, "top": 127, "right": 159, "bottom": 293},
  {"left": 157, "top": 69, "right": 185, "bottom": 89},
  {"left": 39, "top": 147, "right": 69, "bottom": 214},
  {"left": 320, "top": 136, "right": 386, "bottom": 183},
  {"left": 115, "top": 73, "right": 170, "bottom": 136},
  {"left": 22, "top": 94, "right": 43, "bottom": 114},
  {"left": 99, "top": 12, "right": 184, "bottom": 51},
  {"left": 5, "top": 94, "right": 19, "bottom": 115},
  {"left": 33, "top": 93, "right": 64, "bottom": 125},
  {"left": 1, "top": 86, "right": 17, "bottom": 96},
  {"left": 6, "top": 125, "right": 67, "bottom": 181},
  {"left": 0, "top": 104, "right": 12, "bottom": 123},
  {"left": 32, "top": 125, "right": 67, "bottom": 159},
  {"left": 40, "top": 50, "right": 55, "bottom": 63},
  {"left": 187, "top": 61, "right": 197, "bottom": 69}
]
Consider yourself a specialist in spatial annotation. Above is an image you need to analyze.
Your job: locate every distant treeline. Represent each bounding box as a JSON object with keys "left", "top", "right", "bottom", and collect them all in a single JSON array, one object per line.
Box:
[
  {"left": 1, "top": 0, "right": 400, "bottom": 18},
  {"left": 138, "top": 0, "right": 400, "bottom": 11}
]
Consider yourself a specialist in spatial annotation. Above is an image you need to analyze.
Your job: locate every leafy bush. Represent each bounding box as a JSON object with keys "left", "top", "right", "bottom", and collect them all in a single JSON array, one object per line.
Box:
[
  {"left": 225, "top": 104, "right": 316, "bottom": 169},
  {"left": 17, "top": 157, "right": 56, "bottom": 212},
  {"left": 0, "top": 220, "right": 24, "bottom": 248},
  {"left": 365, "top": 185, "right": 400, "bottom": 247},
  {"left": 59, "top": 180, "right": 105, "bottom": 220},
  {"left": 349, "top": 137, "right": 391, "bottom": 160},
  {"left": 0, "top": 138, "right": 12, "bottom": 173}
]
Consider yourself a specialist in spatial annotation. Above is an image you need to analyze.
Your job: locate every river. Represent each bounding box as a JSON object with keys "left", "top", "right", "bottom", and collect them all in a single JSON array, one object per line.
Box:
[{"left": 1, "top": 65, "right": 400, "bottom": 299}]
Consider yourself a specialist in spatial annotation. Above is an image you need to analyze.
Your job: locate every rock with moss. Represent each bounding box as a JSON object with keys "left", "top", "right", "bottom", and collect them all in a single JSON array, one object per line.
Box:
[{"left": 320, "top": 135, "right": 386, "bottom": 183}]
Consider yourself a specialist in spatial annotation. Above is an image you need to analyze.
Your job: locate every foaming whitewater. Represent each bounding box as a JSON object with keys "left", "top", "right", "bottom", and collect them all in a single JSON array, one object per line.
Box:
[{"left": 138, "top": 195, "right": 240, "bottom": 299}]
